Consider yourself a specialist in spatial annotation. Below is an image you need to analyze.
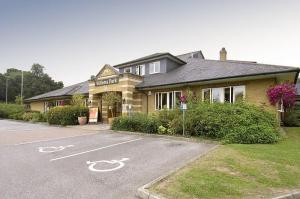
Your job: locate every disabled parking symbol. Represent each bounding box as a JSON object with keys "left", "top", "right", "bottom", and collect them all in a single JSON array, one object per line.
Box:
[
  {"left": 38, "top": 145, "right": 74, "bottom": 153},
  {"left": 86, "top": 158, "right": 129, "bottom": 172}
]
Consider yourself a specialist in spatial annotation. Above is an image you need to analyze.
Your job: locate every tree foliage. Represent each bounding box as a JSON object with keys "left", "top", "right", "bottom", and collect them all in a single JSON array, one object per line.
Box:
[{"left": 0, "top": 64, "right": 63, "bottom": 102}]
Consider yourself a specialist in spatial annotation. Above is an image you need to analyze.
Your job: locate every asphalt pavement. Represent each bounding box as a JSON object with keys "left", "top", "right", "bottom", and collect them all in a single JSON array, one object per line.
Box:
[{"left": 0, "top": 120, "right": 216, "bottom": 199}]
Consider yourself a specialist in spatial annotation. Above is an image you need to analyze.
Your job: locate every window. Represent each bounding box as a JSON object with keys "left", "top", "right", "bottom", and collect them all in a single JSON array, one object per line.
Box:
[
  {"left": 202, "top": 86, "right": 245, "bottom": 103},
  {"left": 135, "top": 65, "right": 145, "bottom": 76},
  {"left": 155, "top": 91, "right": 182, "bottom": 110},
  {"left": 149, "top": 61, "right": 160, "bottom": 74},
  {"left": 233, "top": 86, "right": 245, "bottom": 102},
  {"left": 124, "top": 67, "right": 132, "bottom": 73}
]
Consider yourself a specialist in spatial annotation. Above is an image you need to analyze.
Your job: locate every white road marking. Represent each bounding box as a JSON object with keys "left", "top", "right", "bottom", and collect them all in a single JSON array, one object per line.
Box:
[
  {"left": 86, "top": 158, "right": 129, "bottom": 172},
  {"left": 50, "top": 138, "right": 143, "bottom": 162},
  {"left": 38, "top": 145, "right": 74, "bottom": 153},
  {"left": 12, "top": 133, "right": 99, "bottom": 146}
]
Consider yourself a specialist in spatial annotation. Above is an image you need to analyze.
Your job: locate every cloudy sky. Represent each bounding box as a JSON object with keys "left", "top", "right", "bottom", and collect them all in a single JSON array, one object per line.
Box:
[{"left": 0, "top": 0, "right": 299, "bottom": 86}]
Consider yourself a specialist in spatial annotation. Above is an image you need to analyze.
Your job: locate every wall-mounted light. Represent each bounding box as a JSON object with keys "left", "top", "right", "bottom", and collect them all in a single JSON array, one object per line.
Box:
[{"left": 148, "top": 91, "right": 152, "bottom": 96}]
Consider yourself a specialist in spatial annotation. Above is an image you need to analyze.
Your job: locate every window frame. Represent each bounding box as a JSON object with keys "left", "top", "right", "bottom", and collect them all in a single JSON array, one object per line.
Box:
[
  {"left": 135, "top": 64, "right": 145, "bottom": 76},
  {"left": 124, "top": 67, "right": 132, "bottom": 73},
  {"left": 149, "top": 61, "right": 160, "bottom": 74},
  {"left": 202, "top": 86, "right": 245, "bottom": 104},
  {"left": 155, "top": 91, "right": 182, "bottom": 110}
]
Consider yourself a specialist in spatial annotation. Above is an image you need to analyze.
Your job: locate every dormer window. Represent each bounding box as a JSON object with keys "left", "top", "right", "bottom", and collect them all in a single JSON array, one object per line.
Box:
[
  {"left": 135, "top": 65, "right": 145, "bottom": 76},
  {"left": 149, "top": 61, "right": 160, "bottom": 74},
  {"left": 124, "top": 67, "right": 132, "bottom": 73}
]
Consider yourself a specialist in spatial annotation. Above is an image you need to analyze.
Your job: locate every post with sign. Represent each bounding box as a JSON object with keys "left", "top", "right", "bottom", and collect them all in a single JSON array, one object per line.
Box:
[{"left": 179, "top": 95, "right": 187, "bottom": 136}]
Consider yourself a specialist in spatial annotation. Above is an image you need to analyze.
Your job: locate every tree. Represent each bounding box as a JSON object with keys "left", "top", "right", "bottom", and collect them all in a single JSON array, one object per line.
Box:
[
  {"left": 102, "top": 92, "right": 121, "bottom": 118},
  {"left": 0, "top": 64, "right": 64, "bottom": 103},
  {"left": 71, "top": 94, "right": 85, "bottom": 106}
]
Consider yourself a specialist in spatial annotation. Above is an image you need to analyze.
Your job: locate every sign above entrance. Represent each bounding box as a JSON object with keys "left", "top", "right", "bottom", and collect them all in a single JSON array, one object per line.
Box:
[{"left": 95, "top": 77, "right": 119, "bottom": 86}]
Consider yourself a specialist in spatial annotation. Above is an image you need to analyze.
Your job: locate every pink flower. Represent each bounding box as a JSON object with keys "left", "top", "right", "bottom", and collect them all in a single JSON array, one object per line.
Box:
[{"left": 267, "top": 83, "right": 296, "bottom": 110}]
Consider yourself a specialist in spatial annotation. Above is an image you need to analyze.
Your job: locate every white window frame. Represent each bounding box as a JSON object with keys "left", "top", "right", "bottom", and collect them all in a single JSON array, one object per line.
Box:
[
  {"left": 155, "top": 91, "right": 182, "bottom": 110},
  {"left": 202, "top": 86, "right": 245, "bottom": 104},
  {"left": 135, "top": 65, "right": 145, "bottom": 76},
  {"left": 149, "top": 61, "right": 160, "bottom": 74},
  {"left": 232, "top": 85, "right": 246, "bottom": 103},
  {"left": 124, "top": 67, "right": 132, "bottom": 73}
]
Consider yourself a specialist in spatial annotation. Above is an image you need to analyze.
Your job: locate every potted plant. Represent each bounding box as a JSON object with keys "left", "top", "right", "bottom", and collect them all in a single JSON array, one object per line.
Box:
[
  {"left": 72, "top": 94, "right": 87, "bottom": 125},
  {"left": 102, "top": 92, "right": 121, "bottom": 124}
]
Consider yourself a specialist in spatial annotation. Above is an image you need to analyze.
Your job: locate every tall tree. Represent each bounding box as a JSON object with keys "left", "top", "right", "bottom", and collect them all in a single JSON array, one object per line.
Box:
[{"left": 0, "top": 64, "right": 64, "bottom": 103}]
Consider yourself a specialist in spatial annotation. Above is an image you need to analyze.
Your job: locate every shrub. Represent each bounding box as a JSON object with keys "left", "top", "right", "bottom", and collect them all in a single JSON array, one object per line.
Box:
[
  {"left": 111, "top": 113, "right": 159, "bottom": 134},
  {"left": 112, "top": 102, "right": 280, "bottom": 144},
  {"left": 22, "top": 111, "right": 46, "bottom": 122},
  {"left": 184, "top": 102, "right": 280, "bottom": 143},
  {"left": 0, "top": 103, "right": 25, "bottom": 119},
  {"left": 283, "top": 111, "right": 300, "bottom": 127},
  {"left": 47, "top": 106, "right": 89, "bottom": 126}
]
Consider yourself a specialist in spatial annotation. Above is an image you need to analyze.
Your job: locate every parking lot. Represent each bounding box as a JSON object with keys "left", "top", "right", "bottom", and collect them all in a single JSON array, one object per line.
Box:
[{"left": 0, "top": 120, "right": 216, "bottom": 199}]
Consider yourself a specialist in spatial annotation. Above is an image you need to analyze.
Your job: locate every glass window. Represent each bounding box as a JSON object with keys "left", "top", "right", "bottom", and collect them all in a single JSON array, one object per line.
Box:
[
  {"left": 233, "top": 86, "right": 245, "bottom": 102},
  {"left": 174, "top": 91, "right": 182, "bottom": 107},
  {"left": 149, "top": 61, "right": 160, "bottom": 74},
  {"left": 161, "top": 93, "right": 168, "bottom": 109},
  {"left": 124, "top": 67, "right": 132, "bottom": 73},
  {"left": 203, "top": 89, "right": 211, "bottom": 102},
  {"left": 155, "top": 91, "right": 182, "bottom": 110},
  {"left": 135, "top": 65, "right": 145, "bottom": 76},
  {"left": 169, "top": 92, "right": 173, "bottom": 109},
  {"left": 212, "top": 88, "right": 224, "bottom": 103},
  {"left": 224, "top": 87, "right": 231, "bottom": 103}
]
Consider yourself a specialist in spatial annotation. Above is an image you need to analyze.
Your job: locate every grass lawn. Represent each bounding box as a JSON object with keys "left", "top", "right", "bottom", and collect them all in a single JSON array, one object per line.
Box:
[{"left": 151, "top": 127, "right": 300, "bottom": 199}]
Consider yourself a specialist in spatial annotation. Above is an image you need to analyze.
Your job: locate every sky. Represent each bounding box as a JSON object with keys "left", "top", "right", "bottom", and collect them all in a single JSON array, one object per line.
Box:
[{"left": 0, "top": 0, "right": 300, "bottom": 86}]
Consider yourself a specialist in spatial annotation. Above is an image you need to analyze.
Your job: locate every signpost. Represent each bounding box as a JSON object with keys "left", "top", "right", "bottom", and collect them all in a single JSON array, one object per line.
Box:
[
  {"left": 89, "top": 107, "right": 99, "bottom": 123},
  {"left": 180, "top": 103, "right": 187, "bottom": 136}
]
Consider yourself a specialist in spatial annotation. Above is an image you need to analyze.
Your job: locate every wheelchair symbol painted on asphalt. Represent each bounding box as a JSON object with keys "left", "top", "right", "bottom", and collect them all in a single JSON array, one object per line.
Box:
[
  {"left": 86, "top": 158, "right": 129, "bottom": 172},
  {"left": 38, "top": 145, "right": 74, "bottom": 153}
]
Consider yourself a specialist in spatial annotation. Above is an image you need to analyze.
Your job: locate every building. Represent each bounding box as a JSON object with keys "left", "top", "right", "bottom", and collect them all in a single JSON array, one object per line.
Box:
[
  {"left": 25, "top": 81, "right": 88, "bottom": 112},
  {"left": 25, "top": 48, "right": 300, "bottom": 123}
]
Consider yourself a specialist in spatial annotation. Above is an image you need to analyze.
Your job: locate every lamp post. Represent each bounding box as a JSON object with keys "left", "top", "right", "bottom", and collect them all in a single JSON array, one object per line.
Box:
[
  {"left": 21, "top": 70, "right": 24, "bottom": 104},
  {"left": 5, "top": 77, "right": 8, "bottom": 104}
]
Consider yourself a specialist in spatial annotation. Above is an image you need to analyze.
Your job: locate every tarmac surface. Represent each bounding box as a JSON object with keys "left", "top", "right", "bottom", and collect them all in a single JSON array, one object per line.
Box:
[{"left": 0, "top": 120, "right": 215, "bottom": 199}]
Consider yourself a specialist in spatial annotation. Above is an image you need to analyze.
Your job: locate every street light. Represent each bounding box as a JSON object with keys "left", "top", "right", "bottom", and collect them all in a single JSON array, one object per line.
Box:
[{"left": 5, "top": 76, "right": 9, "bottom": 104}]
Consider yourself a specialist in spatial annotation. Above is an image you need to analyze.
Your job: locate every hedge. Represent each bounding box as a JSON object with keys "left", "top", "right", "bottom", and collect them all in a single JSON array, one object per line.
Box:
[
  {"left": 0, "top": 103, "right": 25, "bottom": 120},
  {"left": 112, "top": 102, "right": 280, "bottom": 144},
  {"left": 47, "top": 105, "right": 89, "bottom": 126}
]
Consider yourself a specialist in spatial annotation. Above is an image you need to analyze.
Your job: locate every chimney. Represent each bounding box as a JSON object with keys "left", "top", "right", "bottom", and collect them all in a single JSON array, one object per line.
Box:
[{"left": 220, "top": 47, "right": 227, "bottom": 61}]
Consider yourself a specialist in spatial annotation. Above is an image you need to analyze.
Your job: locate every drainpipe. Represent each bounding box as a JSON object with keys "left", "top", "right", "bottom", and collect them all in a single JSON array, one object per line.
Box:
[{"left": 141, "top": 91, "right": 148, "bottom": 114}]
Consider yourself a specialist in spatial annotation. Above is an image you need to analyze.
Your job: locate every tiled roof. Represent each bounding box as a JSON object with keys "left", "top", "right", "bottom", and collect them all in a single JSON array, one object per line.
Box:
[
  {"left": 136, "top": 58, "right": 299, "bottom": 89},
  {"left": 25, "top": 81, "right": 89, "bottom": 101}
]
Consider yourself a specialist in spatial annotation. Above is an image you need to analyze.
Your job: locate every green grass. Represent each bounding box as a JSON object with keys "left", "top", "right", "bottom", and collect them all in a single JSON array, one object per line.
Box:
[{"left": 151, "top": 127, "right": 300, "bottom": 199}]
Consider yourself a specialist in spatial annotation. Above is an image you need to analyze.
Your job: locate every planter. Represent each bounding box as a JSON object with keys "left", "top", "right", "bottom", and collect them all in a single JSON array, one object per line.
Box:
[
  {"left": 108, "top": 117, "right": 116, "bottom": 125},
  {"left": 78, "top": 116, "right": 87, "bottom": 125}
]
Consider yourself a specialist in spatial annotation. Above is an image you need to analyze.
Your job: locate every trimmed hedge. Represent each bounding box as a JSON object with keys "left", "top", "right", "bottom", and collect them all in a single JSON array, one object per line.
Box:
[
  {"left": 111, "top": 113, "right": 159, "bottom": 134},
  {"left": 0, "top": 103, "right": 25, "bottom": 120},
  {"left": 22, "top": 111, "right": 47, "bottom": 123},
  {"left": 112, "top": 102, "right": 280, "bottom": 144},
  {"left": 47, "top": 106, "right": 89, "bottom": 126}
]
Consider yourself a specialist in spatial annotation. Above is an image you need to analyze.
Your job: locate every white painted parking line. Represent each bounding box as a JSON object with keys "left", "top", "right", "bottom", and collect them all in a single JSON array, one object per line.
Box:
[
  {"left": 50, "top": 138, "right": 143, "bottom": 162},
  {"left": 38, "top": 145, "right": 74, "bottom": 153},
  {"left": 86, "top": 158, "right": 129, "bottom": 172},
  {"left": 12, "top": 133, "right": 99, "bottom": 146}
]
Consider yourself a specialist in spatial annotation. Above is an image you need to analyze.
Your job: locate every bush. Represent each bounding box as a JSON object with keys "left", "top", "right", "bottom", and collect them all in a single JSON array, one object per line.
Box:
[
  {"left": 283, "top": 111, "right": 300, "bottom": 127},
  {"left": 22, "top": 111, "right": 47, "bottom": 122},
  {"left": 112, "top": 102, "right": 280, "bottom": 144},
  {"left": 0, "top": 103, "right": 25, "bottom": 119},
  {"left": 47, "top": 106, "right": 89, "bottom": 126},
  {"left": 111, "top": 113, "right": 159, "bottom": 134},
  {"left": 185, "top": 102, "right": 280, "bottom": 143}
]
